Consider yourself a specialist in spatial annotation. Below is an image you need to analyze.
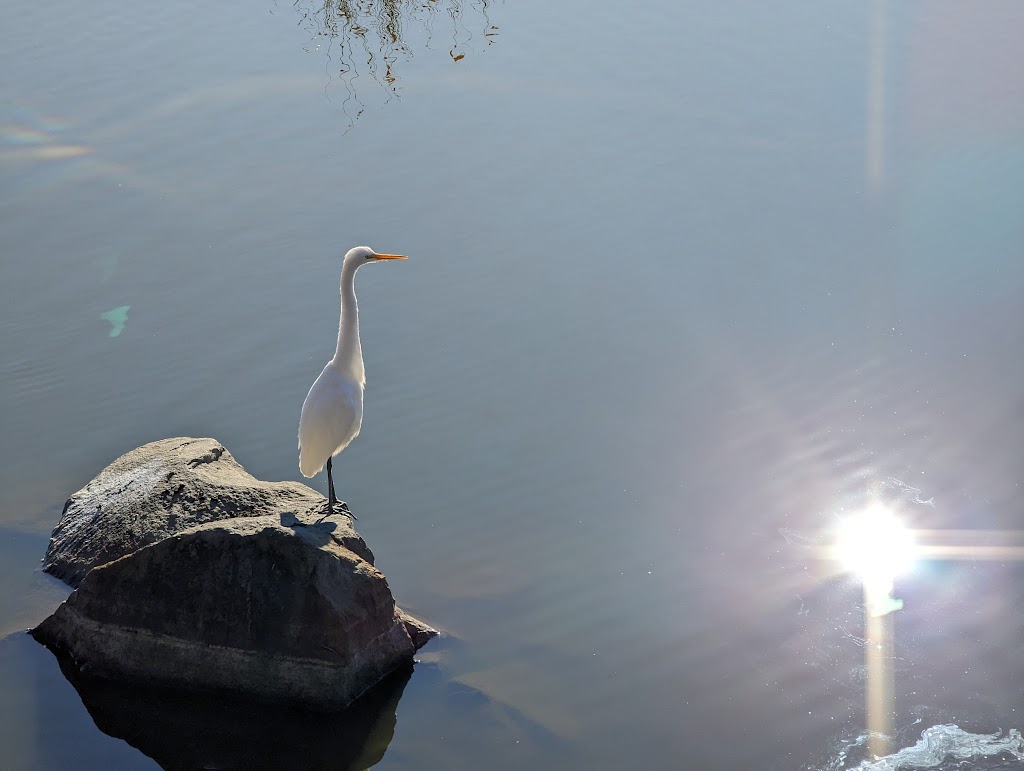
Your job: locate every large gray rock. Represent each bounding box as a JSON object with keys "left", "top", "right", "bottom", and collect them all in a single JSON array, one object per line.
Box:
[
  {"left": 33, "top": 437, "right": 435, "bottom": 709},
  {"left": 43, "top": 437, "right": 373, "bottom": 587}
]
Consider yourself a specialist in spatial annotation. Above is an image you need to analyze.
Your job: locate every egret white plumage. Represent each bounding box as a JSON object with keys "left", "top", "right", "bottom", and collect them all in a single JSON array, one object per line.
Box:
[{"left": 298, "top": 245, "right": 407, "bottom": 521}]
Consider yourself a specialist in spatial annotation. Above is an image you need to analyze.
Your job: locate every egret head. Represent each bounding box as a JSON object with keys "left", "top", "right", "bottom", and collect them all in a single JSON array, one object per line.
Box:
[{"left": 344, "top": 246, "right": 408, "bottom": 267}]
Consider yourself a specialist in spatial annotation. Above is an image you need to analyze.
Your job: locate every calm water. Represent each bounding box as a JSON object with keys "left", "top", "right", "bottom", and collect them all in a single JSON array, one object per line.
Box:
[{"left": 3, "top": 0, "right": 1024, "bottom": 768}]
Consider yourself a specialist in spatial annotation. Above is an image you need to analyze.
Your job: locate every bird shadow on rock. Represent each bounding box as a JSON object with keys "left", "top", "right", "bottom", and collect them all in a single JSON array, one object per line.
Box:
[
  {"left": 279, "top": 510, "right": 340, "bottom": 535},
  {"left": 50, "top": 644, "right": 413, "bottom": 771},
  {"left": 278, "top": 511, "right": 350, "bottom": 548}
]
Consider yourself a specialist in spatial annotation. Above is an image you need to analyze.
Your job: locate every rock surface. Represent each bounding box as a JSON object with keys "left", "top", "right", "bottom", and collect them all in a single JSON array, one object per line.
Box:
[
  {"left": 43, "top": 437, "right": 373, "bottom": 587},
  {"left": 33, "top": 437, "right": 435, "bottom": 709}
]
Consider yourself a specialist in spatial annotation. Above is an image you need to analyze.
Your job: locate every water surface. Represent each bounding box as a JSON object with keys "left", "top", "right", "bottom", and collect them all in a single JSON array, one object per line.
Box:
[{"left": 2, "top": 0, "right": 1023, "bottom": 768}]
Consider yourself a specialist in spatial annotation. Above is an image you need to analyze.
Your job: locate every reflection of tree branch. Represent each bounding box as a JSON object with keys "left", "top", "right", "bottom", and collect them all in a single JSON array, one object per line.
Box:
[{"left": 294, "top": 0, "right": 499, "bottom": 122}]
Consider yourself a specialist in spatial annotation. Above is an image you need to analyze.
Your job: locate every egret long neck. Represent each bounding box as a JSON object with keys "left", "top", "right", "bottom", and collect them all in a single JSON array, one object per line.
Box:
[{"left": 333, "top": 260, "right": 365, "bottom": 384}]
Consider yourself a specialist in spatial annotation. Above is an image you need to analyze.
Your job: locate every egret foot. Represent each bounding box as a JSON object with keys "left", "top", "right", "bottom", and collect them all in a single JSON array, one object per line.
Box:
[{"left": 314, "top": 499, "right": 357, "bottom": 525}]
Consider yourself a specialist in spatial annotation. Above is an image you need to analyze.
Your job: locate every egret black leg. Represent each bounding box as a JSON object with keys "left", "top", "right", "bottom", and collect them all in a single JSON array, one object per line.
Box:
[
  {"left": 327, "top": 456, "right": 338, "bottom": 510},
  {"left": 315, "top": 457, "right": 357, "bottom": 523}
]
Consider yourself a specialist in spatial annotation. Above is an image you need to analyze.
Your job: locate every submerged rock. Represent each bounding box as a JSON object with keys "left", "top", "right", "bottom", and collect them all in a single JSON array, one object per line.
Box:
[
  {"left": 47, "top": 627, "right": 414, "bottom": 771},
  {"left": 33, "top": 437, "right": 435, "bottom": 710}
]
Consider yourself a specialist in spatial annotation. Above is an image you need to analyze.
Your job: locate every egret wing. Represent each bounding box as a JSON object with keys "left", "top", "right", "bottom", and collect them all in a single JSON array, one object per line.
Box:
[{"left": 298, "top": 365, "right": 363, "bottom": 477}]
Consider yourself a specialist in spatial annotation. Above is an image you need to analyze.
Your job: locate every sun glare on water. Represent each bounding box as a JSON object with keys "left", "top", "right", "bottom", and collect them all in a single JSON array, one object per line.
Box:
[
  {"left": 832, "top": 503, "right": 919, "bottom": 757},
  {"left": 835, "top": 504, "right": 918, "bottom": 589}
]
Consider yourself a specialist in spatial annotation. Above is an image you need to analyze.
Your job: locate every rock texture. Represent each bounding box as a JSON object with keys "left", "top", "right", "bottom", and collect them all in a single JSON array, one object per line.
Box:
[
  {"left": 42, "top": 437, "right": 372, "bottom": 587},
  {"left": 33, "top": 437, "right": 435, "bottom": 709}
]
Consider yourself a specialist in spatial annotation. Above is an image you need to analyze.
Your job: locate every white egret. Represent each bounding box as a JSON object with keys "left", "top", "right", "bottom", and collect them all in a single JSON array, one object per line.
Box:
[{"left": 298, "top": 245, "right": 407, "bottom": 520}]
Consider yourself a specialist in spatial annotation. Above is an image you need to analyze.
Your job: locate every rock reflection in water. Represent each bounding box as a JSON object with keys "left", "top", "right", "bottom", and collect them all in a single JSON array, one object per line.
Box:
[{"left": 52, "top": 648, "right": 413, "bottom": 770}]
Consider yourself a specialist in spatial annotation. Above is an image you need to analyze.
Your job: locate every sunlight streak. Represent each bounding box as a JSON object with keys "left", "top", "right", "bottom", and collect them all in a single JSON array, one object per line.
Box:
[
  {"left": 818, "top": 504, "right": 1024, "bottom": 761},
  {"left": 831, "top": 503, "right": 916, "bottom": 759},
  {"left": 867, "top": 0, "right": 887, "bottom": 191}
]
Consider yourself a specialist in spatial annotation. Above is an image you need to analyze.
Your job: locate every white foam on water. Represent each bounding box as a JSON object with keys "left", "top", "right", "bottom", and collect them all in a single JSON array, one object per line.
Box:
[{"left": 850, "top": 724, "right": 1024, "bottom": 770}]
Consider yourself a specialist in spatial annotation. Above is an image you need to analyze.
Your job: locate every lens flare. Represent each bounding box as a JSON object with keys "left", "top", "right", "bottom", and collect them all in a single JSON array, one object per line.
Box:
[
  {"left": 835, "top": 504, "right": 918, "bottom": 586},
  {"left": 833, "top": 502, "right": 916, "bottom": 759}
]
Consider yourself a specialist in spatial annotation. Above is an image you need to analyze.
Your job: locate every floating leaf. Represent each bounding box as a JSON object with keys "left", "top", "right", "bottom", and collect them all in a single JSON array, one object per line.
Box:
[{"left": 100, "top": 305, "right": 130, "bottom": 338}]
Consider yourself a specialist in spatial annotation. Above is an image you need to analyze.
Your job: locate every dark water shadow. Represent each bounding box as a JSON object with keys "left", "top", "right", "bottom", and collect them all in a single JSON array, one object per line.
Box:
[
  {"left": 0, "top": 632, "right": 154, "bottom": 768},
  {"left": 48, "top": 643, "right": 413, "bottom": 771}
]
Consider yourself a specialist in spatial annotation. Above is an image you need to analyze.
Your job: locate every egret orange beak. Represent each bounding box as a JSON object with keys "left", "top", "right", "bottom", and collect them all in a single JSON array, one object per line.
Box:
[{"left": 373, "top": 253, "right": 408, "bottom": 261}]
